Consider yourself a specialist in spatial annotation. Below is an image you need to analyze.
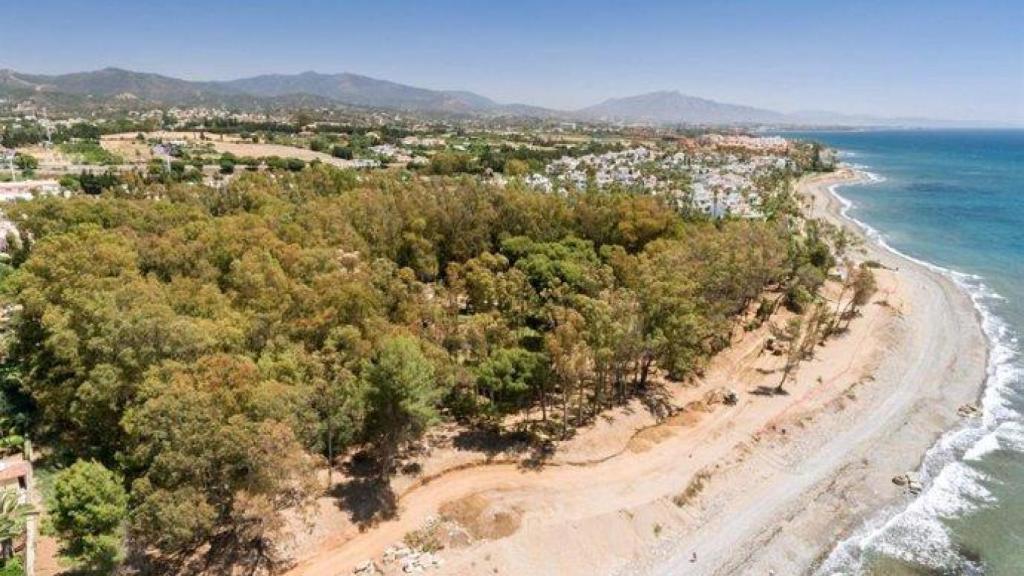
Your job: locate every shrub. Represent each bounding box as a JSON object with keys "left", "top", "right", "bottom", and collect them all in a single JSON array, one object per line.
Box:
[
  {"left": 0, "top": 557, "right": 22, "bottom": 576},
  {"left": 49, "top": 460, "right": 127, "bottom": 573},
  {"left": 13, "top": 153, "right": 38, "bottom": 172}
]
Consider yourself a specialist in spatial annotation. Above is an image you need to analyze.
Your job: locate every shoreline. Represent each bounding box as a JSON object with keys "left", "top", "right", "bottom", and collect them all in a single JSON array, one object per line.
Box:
[
  {"left": 282, "top": 168, "right": 989, "bottom": 576},
  {"left": 786, "top": 168, "right": 991, "bottom": 573},
  {"left": 808, "top": 167, "right": 1001, "bottom": 574},
  {"left": 634, "top": 168, "right": 988, "bottom": 575}
]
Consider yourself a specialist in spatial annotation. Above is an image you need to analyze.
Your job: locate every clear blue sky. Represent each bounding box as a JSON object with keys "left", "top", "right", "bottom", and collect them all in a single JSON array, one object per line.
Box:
[{"left": 3, "top": 0, "right": 1022, "bottom": 123}]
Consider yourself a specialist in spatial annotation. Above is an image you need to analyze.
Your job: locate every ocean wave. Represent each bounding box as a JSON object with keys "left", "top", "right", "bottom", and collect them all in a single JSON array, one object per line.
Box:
[
  {"left": 819, "top": 460, "right": 995, "bottom": 574},
  {"left": 837, "top": 162, "right": 887, "bottom": 183},
  {"left": 816, "top": 165, "right": 1023, "bottom": 575},
  {"left": 965, "top": 421, "right": 1024, "bottom": 461},
  {"left": 964, "top": 432, "right": 1002, "bottom": 461}
]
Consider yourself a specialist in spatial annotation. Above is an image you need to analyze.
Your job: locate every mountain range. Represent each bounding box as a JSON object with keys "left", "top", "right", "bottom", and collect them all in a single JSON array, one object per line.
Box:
[{"left": 0, "top": 67, "right": 975, "bottom": 127}]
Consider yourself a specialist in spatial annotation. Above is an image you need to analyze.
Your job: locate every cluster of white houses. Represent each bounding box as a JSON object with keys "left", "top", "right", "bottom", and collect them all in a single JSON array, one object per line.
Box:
[
  {"left": 524, "top": 137, "right": 796, "bottom": 218},
  {"left": 540, "top": 147, "right": 661, "bottom": 191},
  {"left": 368, "top": 143, "right": 429, "bottom": 166},
  {"left": 677, "top": 152, "right": 793, "bottom": 217}
]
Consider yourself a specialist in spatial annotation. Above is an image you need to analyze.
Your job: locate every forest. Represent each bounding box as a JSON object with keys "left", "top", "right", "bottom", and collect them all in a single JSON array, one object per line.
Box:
[{"left": 0, "top": 161, "right": 839, "bottom": 571}]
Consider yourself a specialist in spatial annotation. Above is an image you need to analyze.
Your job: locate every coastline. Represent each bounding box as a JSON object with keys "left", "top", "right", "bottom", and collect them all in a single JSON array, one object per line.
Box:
[
  {"left": 805, "top": 167, "right": 1010, "bottom": 574},
  {"left": 282, "top": 168, "right": 989, "bottom": 576},
  {"left": 788, "top": 168, "right": 991, "bottom": 574},
  {"left": 633, "top": 168, "right": 989, "bottom": 575}
]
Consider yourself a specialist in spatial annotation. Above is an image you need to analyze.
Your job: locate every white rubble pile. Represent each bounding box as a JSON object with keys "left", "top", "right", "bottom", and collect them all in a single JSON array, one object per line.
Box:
[
  {"left": 352, "top": 559, "right": 380, "bottom": 575},
  {"left": 381, "top": 543, "right": 444, "bottom": 574}
]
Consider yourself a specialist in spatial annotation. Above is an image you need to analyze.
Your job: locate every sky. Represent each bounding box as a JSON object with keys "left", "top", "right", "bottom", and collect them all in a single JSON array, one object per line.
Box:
[{"left": 2, "top": 0, "right": 1023, "bottom": 124}]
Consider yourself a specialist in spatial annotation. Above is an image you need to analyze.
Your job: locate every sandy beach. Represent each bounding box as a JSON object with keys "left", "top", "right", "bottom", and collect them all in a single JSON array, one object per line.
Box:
[
  {"left": 283, "top": 168, "right": 988, "bottom": 576},
  {"left": 633, "top": 169, "right": 989, "bottom": 575}
]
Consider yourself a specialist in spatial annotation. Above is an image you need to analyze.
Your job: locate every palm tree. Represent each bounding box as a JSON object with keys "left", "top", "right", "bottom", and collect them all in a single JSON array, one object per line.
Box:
[{"left": 0, "top": 487, "right": 32, "bottom": 561}]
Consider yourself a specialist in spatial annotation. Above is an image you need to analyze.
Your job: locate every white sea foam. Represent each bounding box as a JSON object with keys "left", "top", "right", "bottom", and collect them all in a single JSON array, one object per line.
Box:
[
  {"left": 998, "top": 421, "right": 1024, "bottom": 451},
  {"left": 816, "top": 164, "right": 1023, "bottom": 575},
  {"left": 965, "top": 421, "right": 1024, "bottom": 461},
  {"left": 964, "top": 433, "right": 1002, "bottom": 461}
]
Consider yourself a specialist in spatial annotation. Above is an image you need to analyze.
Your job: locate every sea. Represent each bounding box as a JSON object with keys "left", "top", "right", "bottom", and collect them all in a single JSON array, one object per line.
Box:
[{"left": 780, "top": 130, "right": 1024, "bottom": 575}]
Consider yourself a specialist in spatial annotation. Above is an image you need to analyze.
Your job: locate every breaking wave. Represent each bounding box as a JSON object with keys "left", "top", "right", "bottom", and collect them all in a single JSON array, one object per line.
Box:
[{"left": 815, "top": 168, "right": 1023, "bottom": 575}]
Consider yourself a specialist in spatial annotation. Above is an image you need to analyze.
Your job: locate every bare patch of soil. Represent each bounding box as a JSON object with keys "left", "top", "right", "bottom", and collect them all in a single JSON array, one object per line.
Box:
[{"left": 438, "top": 494, "right": 522, "bottom": 541}]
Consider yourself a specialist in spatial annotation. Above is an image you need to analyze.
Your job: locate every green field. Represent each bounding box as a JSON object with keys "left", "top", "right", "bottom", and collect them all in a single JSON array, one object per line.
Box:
[{"left": 58, "top": 140, "right": 123, "bottom": 165}]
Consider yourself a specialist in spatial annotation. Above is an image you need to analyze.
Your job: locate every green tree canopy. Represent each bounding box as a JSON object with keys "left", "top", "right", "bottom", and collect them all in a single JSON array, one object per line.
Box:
[
  {"left": 49, "top": 460, "right": 127, "bottom": 573},
  {"left": 362, "top": 336, "right": 440, "bottom": 476}
]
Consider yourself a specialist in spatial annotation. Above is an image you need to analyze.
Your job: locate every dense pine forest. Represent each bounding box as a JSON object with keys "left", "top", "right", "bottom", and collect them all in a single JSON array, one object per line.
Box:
[{"left": 0, "top": 161, "right": 840, "bottom": 571}]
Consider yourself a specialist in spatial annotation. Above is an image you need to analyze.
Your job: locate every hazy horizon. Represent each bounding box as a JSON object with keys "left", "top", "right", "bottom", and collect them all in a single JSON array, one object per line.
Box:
[{"left": 3, "top": 0, "right": 1022, "bottom": 124}]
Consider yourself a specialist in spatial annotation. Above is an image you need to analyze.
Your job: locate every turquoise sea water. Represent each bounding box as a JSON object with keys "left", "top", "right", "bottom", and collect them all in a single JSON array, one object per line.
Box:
[{"left": 785, "top": 130, "right": 1024, "bottom": 575}]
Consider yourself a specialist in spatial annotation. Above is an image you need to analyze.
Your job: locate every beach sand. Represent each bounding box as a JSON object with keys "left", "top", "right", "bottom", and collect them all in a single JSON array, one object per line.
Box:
[
  {"left": 629, "top": 168, "right": 988, "bottom": 575},
  {"left": 282, "top": 169, "right": 988, "bottom": 576}
]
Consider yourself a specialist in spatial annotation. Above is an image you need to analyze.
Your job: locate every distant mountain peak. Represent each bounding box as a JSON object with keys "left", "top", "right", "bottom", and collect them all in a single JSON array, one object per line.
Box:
[{"left": 578, "top": 90, "right": 785, "bottom": 125}]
